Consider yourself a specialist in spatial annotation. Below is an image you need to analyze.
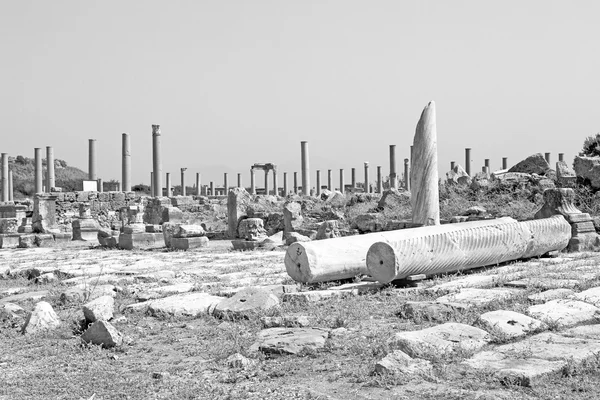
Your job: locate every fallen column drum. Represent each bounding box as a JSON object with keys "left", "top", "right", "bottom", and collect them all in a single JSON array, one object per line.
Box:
[
  {"left": 285, "top": 217, "right": 518, "bottom": 283},
  {"left": 366, "top": 215, "right": 571, "bottom": 284}
]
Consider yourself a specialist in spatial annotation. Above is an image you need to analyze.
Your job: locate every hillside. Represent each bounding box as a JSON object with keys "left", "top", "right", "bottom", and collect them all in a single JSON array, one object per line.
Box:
[{"left": 8, "top": 155, "right": 87, "bottom": 197}]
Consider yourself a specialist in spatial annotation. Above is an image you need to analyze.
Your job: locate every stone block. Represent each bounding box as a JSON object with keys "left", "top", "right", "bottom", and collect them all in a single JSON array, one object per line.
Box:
[
  {"left": 18, "top": 234, "right": 36, "bottom": 248},
  {"left": 64, "top": 192, "right": 76, "bottom": 202},
  {"left": 528, "top": 299, "right": 600, "bottom": 328},
  {"left": 53, "top": 232, "right": 72, "bottom": 244},
  {"left": 170, "top": 237, "right": 209, "bottom": 250},
  {"left": 98, "top": 192, "right": 110, "bottom": 202},
  {"left": 72, "top": 219, "right": 100, "bottom": 242},
  {"left": 35, "top": 234, "right": 55, "bottom": 247},
  {"left": 231, "top": 240, "right": 262, "bottom": 251},
  {"left": 21, "top": 301, "right": 60, "bottom": 334},
  {"left": 111, "top": 192, "right": 126, "bottom": 202},
  {"left": 227, "top": 188, "right": 252, "bottom": 238},
  {"left": 122, "top": 224, "right": 145, "bottom": 234},
  {"left": 83, "top": 295, "right": 115, "bottom": 323},
  {"left": 508, "top": 153, "right": 551, "bottom": 175},
  {"left": 118, "top": 233, "right": 165, "bottom": 250},
  {"left": 0, "top": 218, "right": 18, "bottom": 233},
  {"left": 81, "top": 320, "right": 122, "bottom": 348},
  {"left": 283, "top": 202, "right": 303, "bottom": 238},
  {"left": 237, "top": 218, "right": 267, "bottom": 241},
  {"left": 76, "top": 192, "right": 90, "bottom": 202},
  {"left": 250, "top": 327, "right": 329, "bottom": 355},
  {"left": 0, "top": 234, "right": 21, "bottom": 248},
  {"left": 213, "top": 287, "right": 279, "bottom": 319},
  {"left": 162, "top": 206, "right": 183, "bottom": 222},
  {"left": 173, "top": 224, "right": 205, "bottom": 238},
  {"left": 145, "top": 224, "right": 161, "bottom": 233}
]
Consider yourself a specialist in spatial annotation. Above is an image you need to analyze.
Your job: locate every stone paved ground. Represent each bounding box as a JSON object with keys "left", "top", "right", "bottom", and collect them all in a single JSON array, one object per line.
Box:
[{"left": 3, "top": 242, "right": 600, "bottom": 399}]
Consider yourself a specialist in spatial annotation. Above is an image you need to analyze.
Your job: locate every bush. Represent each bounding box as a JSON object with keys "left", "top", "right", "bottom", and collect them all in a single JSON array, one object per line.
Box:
[{"left": 579, "top": 133, "right": 600, "bottom": 157}]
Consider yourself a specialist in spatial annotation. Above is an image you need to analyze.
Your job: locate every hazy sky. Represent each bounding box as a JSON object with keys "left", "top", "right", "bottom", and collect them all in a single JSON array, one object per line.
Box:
[{"left": 2, "top": 1, "right": 599, "bottom": 188}]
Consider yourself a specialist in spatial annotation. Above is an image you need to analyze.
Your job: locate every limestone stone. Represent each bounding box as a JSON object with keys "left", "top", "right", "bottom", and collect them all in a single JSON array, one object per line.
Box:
[
  {"left": 398, "top": 301, "right": 471, "bottom": 322},
  {"left": 21, "top": 301, "right": 60, "bottom": 334},
  {"left": 284, "top": 232, "right": 311, "bottom": 245},
  {"left": 0, "top": 218, "right": 18, "bottom": 233},
  {"left": 122, "top": 224, "right": 145, "bottom": 234},
  {"left": 470, "top": 172, "right": 491, "bottom": 190},
  {"left": 491, "top": 172, "right": 532, "bottom": 185},
  {"left": 436, "top": 288, "right": 522, "bottom": 307},
  {"left": 283, "top": 202, "right": 303, "bottom": 238},
  {"left": 60, "top": 284, "right": 116, "bottom": 303},
  {"left": 354, "top": 213, "right": 385, "bottom": 233},
  {"left": 527, "top": 288, "right": 575, "bottom": 304},
  {"left": 479, "top": 310, "right": 546, "bottom": 338},
  {"left": 315, "top": 220, "right": 341, "bottom": 240},
  {"left": 237, "top": 218, "right": 267, "bottom": 241},
  {"left": 35, "top": 234, "right": 55, "bottom": 247},
  {"left": 146, "top": 292, "right": 225, "bottom": 317},
  {"left": 119, "top": 233, "right": 165, "bottom": 250},
  {"left": 170, "top": 236, "right": 209, "bottom": 250},
  {"left": 0, "top": 234, "right": 20, "bottom": 248},
  {"left": 251, "top": 327, "right": 329, "bottom": 355},
  {"left": 426, "top": 274, "right": 503, "bottom": 294},
  {"left": 390, "top": 323, "right": 490, "bottom": 359},
  {"left": 32, "top": 194, "right": 58, "bottom": 233},
  {"left": 161, "top": 222, "right": 177, "bottom": 247},
  {"left": 226, "top": 353, "right": 256, "bottom": 369},
  {"left": 377, "top": 188, "right": 410, "bottom": 209},
  {"left": 572, "top": 286, "right": 600, "bottom": 307},
  {"left": 83, "top": 295, "right": 115, "bottom": 323},
  {"left": 528, "top": 299, "right": 600, "bottom": 328},
  {"left": 375, "top": 350, "right": 433, "bottom": 376},
  {"left": 282, "top": 289, "right": 358, "bottom": 304},
  {"left": 81, "top": 320, "right": 123, "bottom": 348},
  {"left": 213, "top": 287, "right": 279, "bottom": 318},
  {"left": 173, "top": 224, "right": 205, "bottom": 238},
  {"left": 446, "top": 164, "right": 471, "bottom": 185},
  {"left": 508, "top": 153, "right": 551, "bottom": 175},
  {"left": 326, "top": 191, "right": 346, "bottom": 207},
  {"left": 227, "top": 187, "right": 252, "bottom": 239},
  {"left": 231, "top": 239, "right": 262, "bottom": 251},
  {"left": 1, "top": 291, "right": 48, "bottom": 304},
  {"left": 18, "top": 234, "right": 36, "bottom": 248},
  {"left": 260, "top": 316, "right": 310, "bottom": 328},
  {"left": 505, "top": 278, "right": 580, "bottom": 290},
  {"left": 35, "top": 272, "right": 57, "bottom": 284},
  {"left": 556, "top": 160, "right": 577, "bottom": 187},
  {"left": 72, "top": 219, "right": 100, "bottom": 242}
]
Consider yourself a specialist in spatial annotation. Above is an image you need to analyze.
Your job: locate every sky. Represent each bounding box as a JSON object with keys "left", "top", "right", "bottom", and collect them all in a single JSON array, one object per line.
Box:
[{"left": 1, "top": 1, "right": 599, "bottom": 188}]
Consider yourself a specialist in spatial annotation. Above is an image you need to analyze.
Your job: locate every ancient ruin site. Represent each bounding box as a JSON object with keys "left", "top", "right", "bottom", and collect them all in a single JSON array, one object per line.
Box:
[{"left": 2, "top": 101, "right": 600, "bottom": 400}]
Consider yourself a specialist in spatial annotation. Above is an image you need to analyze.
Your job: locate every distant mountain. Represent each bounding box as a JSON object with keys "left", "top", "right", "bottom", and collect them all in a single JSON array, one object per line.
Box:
[{"left": 7, "top": 155, "right": 88, "bottom": 197}]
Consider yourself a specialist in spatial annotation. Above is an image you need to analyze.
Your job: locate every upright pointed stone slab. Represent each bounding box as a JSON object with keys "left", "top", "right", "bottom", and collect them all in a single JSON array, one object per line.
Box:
[{"left": 410, "top": 101, "right": 439, "bottom": 226}]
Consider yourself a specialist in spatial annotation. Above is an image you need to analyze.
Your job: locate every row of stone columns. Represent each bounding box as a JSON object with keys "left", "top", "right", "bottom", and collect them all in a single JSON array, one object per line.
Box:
[{"left": 458, "top": 148, "right": 565, "bottom": 176}]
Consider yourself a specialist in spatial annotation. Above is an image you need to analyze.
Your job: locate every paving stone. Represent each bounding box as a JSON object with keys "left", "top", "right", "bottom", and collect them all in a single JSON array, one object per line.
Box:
[
  {"left": 426, "top": 275, "right": 503, "bottom": 293},
  {"left": 146, "top": 292, "right": 225, "bottom": 317},
  {"left": 135, "top": 270, "right": 176, "bottom": 283},
  {"left": 463, "top": 332, "right": 600, "bottom": 386},
  {"left": 389, "top": 323, "right": 490, "bottom": 359},
  {"left": 281, "top": 289, "right": 358, "bottom": 303},
  {"left": 21, "top": 301, "right": 60, "bottom": 334},
  {"left": 479, "top": 310, "right": 546, "bottom": 339},
  {"left": 147, "top": 283, "right": 195, "bottom": 296},
  {"left": 170, "top": 237, "right": 209, "bottom": 250},
  {"left": 1, "top": 290, "right": 49, "bottom": 304},
  {"left": 81, "top": 320, "right": 123, "bottom": 348},
  {"left": 506, "top": 278, "right": 580, "bottom": 290},
  {"left": 527, "top": 288, "right": 575, "bottom": 304},
  {"left": 436, "top": 288, "right": 522, "bottom": 307},
  {"left": 563, "top": 324, "right": 600, "bottom": 340},
  {"left": 60, "top": 284, "right": 116, "bottom": 303},
  {"left": 528, "top": 299, "right": 600, "bottom": 328},
  {"left": 398, "top": 301, "right": 472, "bottom": 322},
  {"left": 329, "top": 281, "right": 386, "bottom": 294},
  {"left": 213, "top": 287, "right": 279, "bottom": 319},
  {"left": 375, "top": 350, "right": 433, "bottom": 377},
  {"left": 572, "top": 286, "right": 600, "bottom": 307},
  {"left": 260, "top": 316, "right": 310, "bottom": 328},
  {"left": 83, "top": 295, "right": 115, "bottom": 323},
  {"left": 251, "top": 327, "right": 329, "bottom": 355}
]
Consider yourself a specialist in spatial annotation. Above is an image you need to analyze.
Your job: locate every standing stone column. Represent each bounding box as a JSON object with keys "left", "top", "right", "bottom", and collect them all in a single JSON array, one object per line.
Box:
[
  {"left": 88, "top": 139, "right": 97, "bottom": 181},
  {"left": 545, "top": 152, "right": 551, "bottom": 164},
  {"left": 450, "top": 161, "right": 455, "bottom": 170},
  {"left": 339, "top": 169, "right": 345, "bottom": 194},
  {"left": 351, "top": 168, "right": 356, "bottom": 188},
  {"left": 273, "top": 168, "right": 278, "bottom": 196},
  {"left": 34, "top": 148, "right": 43, "bottom": 194},
  {"left": 283, "top": 172, "right": 288, "bottom": 195},
  {"left": 150, "top": 172, "right": 153, "bottom": 196},
  {"left": 377, "top": 166, "right": 382, "bottom": 193},
  {"left": 410, "top": 146, "right": 414, "bottom": 172},
  {"left": 411, "top": 101, "right": 439, "bottom": 226},
  {"left": 196, "top": 173, "right": 201, "bottom": 195},
  {"left": 1, "top": 153, "right": 7, "bottom": 202},
  {"left": 97, "top": 178, "right": 103, "bottom": 193},
  {"left": 316, "top": 170, "right": 321, "bottom": 196},
  {"left": 484, "top": 159, "right": 490, "bottom": 170},
  {"left": 293, "top": 172, "right": 298, "bottom": 194},
  {"left": 559, "top": 153, "right": 564, "bottom": 162},
  {"left": 502, "top": 157, "right": 508, "bottom": 170},
  {"left": 363, "top": 162, "right": 369, "bottom": 193},
  {"left": 327, "top": 169, "right": 332, "bottom": 191},
  {"left": 166, "top": 173, "right": 172, "bottom": 196},
  {"left": 152, "top": 125, "right": 162, "bottom": 197},
  {"left": 250, "top": 168, "right": 256, "bottom": 194},
  {"left": 465, "top": 148, "right": 472, "bottom": 176},
  {"left": 122, "top": 133, "right": 131, "bottom": 192},
  {"left": 181, "top": 168, "right": 187, "bottom": 196},
  {"left": 8, "top": 170, "right": 13, "bottom": 201},
  {"left": 224, "top": 173, "right": 229, "bottom": 193},
  {"left": 46, "top": 146, "right": 55, "bottom": 192},
  {"left": 237, "top": 173, "right": 242, "bottom": 188},
  {"left": 404, "top": 159, "right": 410, "bottom": 190},
  {"left": 263, "top": 170, "right": 269, "bottom": 195},
  {"left": 209, "top": 181, "right": 214, "bottom": 196},
  {"left": 301, "top": 141, "right": 310, "bottom": 196},
  {"left": 389, "top": 145, "right": 397, "bottom": 188}
]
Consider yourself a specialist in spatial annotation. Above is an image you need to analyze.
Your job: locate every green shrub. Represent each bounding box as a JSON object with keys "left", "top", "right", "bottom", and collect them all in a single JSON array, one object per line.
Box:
[{"left": 580, "top": 133, "right": 600, "bottom": 157}]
